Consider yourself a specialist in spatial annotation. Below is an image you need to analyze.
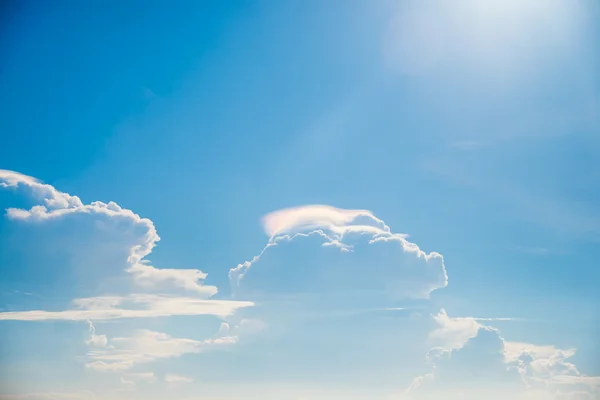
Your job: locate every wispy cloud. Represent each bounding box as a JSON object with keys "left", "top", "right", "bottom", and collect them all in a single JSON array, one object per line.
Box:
[
  {"left": 0, "top": 294, "right": 252, "bottom": 321},
  {"left": 86, "top": 329, "right": 236, "bottom": 372}
]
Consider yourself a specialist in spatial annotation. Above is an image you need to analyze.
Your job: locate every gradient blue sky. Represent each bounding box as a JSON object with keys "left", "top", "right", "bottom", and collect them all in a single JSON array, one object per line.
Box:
[{"left": 0, "top": 1, "right": 599, "bottom": 399}]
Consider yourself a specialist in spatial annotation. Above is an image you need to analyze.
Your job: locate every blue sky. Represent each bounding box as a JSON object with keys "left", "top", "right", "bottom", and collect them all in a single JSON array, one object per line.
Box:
[{"left": 0, "top": 1, "right": 599, "bottom": 399}]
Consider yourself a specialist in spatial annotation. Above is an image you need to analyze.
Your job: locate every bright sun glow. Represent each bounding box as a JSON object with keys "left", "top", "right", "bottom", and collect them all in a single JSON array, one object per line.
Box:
[{"left": 385, "top": 0, "right": 583, "bottom": 78}]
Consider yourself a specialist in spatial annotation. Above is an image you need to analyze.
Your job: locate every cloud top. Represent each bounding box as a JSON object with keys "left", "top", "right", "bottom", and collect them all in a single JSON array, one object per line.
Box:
[
  {"left": 231, "top": 204, "right": 447, "bottom": 301},
  {"left": 0, "top": 169, "right": 219, "bottom": 297},
  {"left": 262, "top": 204, "right": 391, "bottom": 238},
  {"left": 406, "top": 310, "right": 600, "bottom": 399},
  {"left": 0, "top": 170, "right": 253, "bottom": 322}
]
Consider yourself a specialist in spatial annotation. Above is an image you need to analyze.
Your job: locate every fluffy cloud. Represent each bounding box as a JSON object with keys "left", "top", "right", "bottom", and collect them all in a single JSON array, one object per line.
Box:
[
  {"left": 0, "top": 169, "right": 216, "bottom": 296},
  {"left": 429, "top": 309, "right": 482, "bottom": 350},
  {"left": 0, "top": 294, "right": 252, "bottom": 321},
  {"left": 405, "top": 312, "right": 600, "bottom": 400},
  {"left": 230, "top": 205, "right": 447, "bottom": 301},
  {"left": 85, "top": 329, "right": 237, "bottom": 372},
  {"left": 0, "top": 170, "right": 253, "bottom": 323},
  {"left": 0, "top": 170, "right": 254, "bottom": 392}
]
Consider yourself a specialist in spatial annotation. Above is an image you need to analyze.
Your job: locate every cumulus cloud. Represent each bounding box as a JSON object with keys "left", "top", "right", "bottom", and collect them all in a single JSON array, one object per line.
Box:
[
  {"left": 0, "top": 170, "right": 253, "bottom": 324},
  {"left": 0, "top": 169, "right": 258, "bottom": 396},
  {"left": 405, "top": 312, "right": 600, "bottom": 399},
  {"left": 0, "top": 170, "right": 216, "bottom": 296},
  {"left": 0, "top": 170, "right": 83, "bottom": 210},
  {"left": 230, "top": 205, "right": 447, "bottom": 301},
  {"left": 428, "top": 309, "right": 482, "bottom": 349},
  {"left": 0, "top": 294, "right": 252, "bottom": 321},
  {"left": 127, "top": 263, "right": 218, "bottom": 297},
  {"left": 85, "top": 329, "right": 237, "bottom": 372}
]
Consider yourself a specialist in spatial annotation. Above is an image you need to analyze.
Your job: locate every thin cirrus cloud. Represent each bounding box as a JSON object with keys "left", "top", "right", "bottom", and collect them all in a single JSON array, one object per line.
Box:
[
  {"left": 85, "top": 328, "right": 237, "bottom": 373},
  {"left": 0, "top": 294, "right": 252, "bottom": 321},
  {"left": 230, "top": 204, "right": 448, "bottom": 301}
]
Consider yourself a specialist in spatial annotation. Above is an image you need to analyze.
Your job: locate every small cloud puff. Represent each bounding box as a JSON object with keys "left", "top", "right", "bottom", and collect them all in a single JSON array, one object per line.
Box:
[
  {"left": 230, "top": 205, "right": 447, "bottom": 301},
  {"left": 85, "top": 320, "right": 107, "bottom": 347}
]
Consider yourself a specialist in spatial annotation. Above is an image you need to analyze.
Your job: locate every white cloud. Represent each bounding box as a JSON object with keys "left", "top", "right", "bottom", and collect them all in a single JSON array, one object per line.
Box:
[
  {"left": 0, "top": 169, "right": 256, "bottom": 396},
  {"left": 429, "top": 309, "right": 480, "bottom": 349},
  {"left": 0, "top": 170, "right": 216, "bottom": 296},
  {"left": 85, "top": 329, "right": 237, "bottom": 372},
  {"left": 126, "top": 263, "right": 218, "bottom": 297},
  {"left": 0, "top": 294, "right": 253, "bottom": 321},
  {"left": 0, "top": 170, "right": 83, "bottom": 210},
  {"left": 0, "top": 170, "right": 254, "bottom": 323},
  {"left": 261, "top": 204, "right": 392, "bottom": 238},
  {"left": 230, "top": 205, "right": 447, "bottom": 301},
  {"left": 406, "top": 312, "right": 600, "bottom": 399},
  {"left": 85, "top": 320, "right": 107, "bottom": 347}
]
